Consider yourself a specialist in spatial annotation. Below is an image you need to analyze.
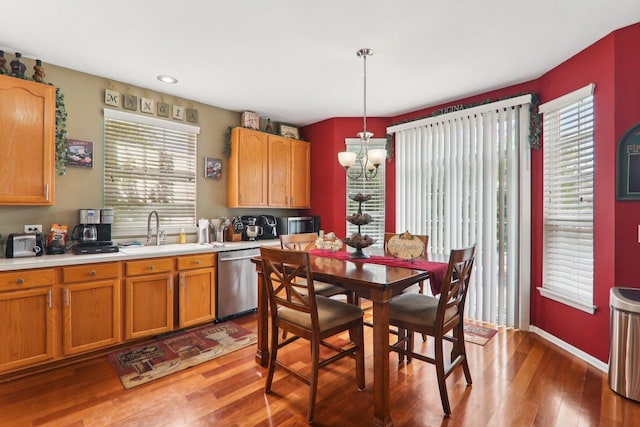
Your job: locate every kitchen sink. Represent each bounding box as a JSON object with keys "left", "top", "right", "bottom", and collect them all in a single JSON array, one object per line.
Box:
[{"left": 119, "top": 243, "right": 209, "bottom": 255}]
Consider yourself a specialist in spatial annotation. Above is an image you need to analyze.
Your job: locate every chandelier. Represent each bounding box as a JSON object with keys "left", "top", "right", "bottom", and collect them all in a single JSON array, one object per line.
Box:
[{"left": 337, "top": 48, "right": 387, "bottom": 181}]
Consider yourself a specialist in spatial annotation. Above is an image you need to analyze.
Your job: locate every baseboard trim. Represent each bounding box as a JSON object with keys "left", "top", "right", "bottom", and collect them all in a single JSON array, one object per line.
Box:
[{"left": 529, "top": 326, "right": 608, "bottom": 373}]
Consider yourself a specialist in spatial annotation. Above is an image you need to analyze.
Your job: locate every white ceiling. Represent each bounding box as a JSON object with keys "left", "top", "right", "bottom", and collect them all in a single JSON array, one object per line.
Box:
[{"left": 2, "top": 1, "right": 639, "bottom": 126}]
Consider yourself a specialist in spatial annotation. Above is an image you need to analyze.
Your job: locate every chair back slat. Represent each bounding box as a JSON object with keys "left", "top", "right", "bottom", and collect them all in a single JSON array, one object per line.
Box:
[
  {"left": 436, "top": 246, "right": 476, "bottom": 327},
  {"left": 280, "top": 232, "right": 319, "bottom": 252},
  {"left": 261, "top": 246, "right": 318, "bottom": 322}
]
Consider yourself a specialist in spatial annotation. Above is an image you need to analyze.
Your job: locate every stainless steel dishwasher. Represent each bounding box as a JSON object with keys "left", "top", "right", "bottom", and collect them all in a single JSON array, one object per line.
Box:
[{"left": 217, "top": 247, "right": 260, "bottom": 320}]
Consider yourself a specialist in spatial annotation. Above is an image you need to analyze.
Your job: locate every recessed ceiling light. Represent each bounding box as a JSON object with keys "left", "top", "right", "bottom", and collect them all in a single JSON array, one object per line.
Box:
[{"left": 157, "top": 74, "right": 178, "bottom": 84}]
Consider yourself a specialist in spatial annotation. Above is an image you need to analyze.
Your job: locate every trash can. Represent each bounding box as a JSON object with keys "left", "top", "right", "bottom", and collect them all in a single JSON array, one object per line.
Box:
[{"left": 609, "top": 287, "right": 640, "bottom": 401}]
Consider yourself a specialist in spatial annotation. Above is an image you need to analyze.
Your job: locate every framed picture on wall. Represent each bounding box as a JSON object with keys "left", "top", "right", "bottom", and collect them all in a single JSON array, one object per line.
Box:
[
  {"left": 205, "top": 157, "right": 222, "bottom": 179},
  {"left": 67, "top": 139, "right": 94, "bottom": 168},
  {"left": 617, "top": 122, "right": 640, "bottom": 200}
]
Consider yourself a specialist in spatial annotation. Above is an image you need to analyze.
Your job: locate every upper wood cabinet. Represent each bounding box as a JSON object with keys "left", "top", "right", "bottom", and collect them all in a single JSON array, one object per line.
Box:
[
  {"left": 227, "top": 127, "right": 310, "bottom": 208},
  {"left": 0, "top": 75, "right": 56, "bottom": 205},
  {"left": 227, "top": 127, "right": 269, "bottom": 208},
  {"left": 268, "top": 135, "right": 310, "bottom": 208}
]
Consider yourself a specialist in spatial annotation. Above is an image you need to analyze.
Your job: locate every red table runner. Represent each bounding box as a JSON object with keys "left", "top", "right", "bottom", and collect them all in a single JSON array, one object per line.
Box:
[{"left": 308, "top": 249, "right": 449, "bottom": 295}]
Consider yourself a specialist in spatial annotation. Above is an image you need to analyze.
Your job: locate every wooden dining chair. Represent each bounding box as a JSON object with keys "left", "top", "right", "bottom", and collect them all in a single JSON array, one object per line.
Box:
[
  {"left": 260, "top": 246, "right": 365, "bottom": 424},
  {"left": 384, "top": 232, "right": 429, "bottom": 295},
  {"left": 388, "top": 245, "right": 476, "bottom": 415},
  {"left": 280, "top": 233, "right": 354, "bottom": 304}
]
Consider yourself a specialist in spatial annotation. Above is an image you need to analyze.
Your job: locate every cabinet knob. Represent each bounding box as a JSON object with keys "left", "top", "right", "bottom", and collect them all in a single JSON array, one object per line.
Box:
[
  {"left": 194, "top": 260, "right": 201, "bottom": 265},
  {"left": 89, "top": 270, "right": 97, "bottom": 276},
  {"left": 148, "top": 265, "right": 155, "bottom": 270},
  {"left": 16, "top": 278, "right": 24, "bottom": 285}
]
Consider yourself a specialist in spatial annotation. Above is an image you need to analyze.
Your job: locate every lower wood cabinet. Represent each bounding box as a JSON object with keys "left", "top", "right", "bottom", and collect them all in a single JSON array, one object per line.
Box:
[
  {"left": 177, "top": 253, "right": 216, "bottom": 328},
  {"left": 0, "top": 252, "right": 220, "bottom": 376},
  {"left": 124, "top": 257, "right": 174, "bottom": 340},
  {"left": 61, "top": 262, "right": 121, "bottom": 355},
  {"left": 0, "top": 269, "right": 56, "bottom": 373}
]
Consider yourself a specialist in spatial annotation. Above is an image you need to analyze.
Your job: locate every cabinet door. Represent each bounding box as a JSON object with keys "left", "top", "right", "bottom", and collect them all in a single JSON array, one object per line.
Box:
[
  {"left": 0, "top": 287, "right": 55, "bottom": 373},
  {"left": 0, "top": 75, "right": 55, "bottom": 205},
  {"left": 268, "top": 135, "right": 291, "bottom": 207},
  {"left": 178, "top": 267, "right": 216, "bottom": 328},
  {"left": 124, "top": 273, "right": 174, "bottom": 339},
  {"left": 227, "top": 127, "right": 268, "bottom": 207},
  {"left": 290, "top": 139, "right": 310, "bottom": 208},
  {"left": 62, "top": 279, "right": 121, "bottom": 355}
]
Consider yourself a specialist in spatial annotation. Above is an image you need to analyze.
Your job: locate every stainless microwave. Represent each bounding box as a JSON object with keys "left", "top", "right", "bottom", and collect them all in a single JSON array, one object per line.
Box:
[{"left": 276, "top": 216, "right": 320, "bottom": 236}]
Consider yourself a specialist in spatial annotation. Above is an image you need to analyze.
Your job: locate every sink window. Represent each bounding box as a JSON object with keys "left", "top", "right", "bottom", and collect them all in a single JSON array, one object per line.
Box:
[{"left": 103, "top": 109, "right": 200, "bottom": 237}]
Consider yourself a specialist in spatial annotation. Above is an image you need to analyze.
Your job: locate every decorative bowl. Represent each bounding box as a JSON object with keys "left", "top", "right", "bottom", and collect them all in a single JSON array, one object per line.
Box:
[
  {"left": 349, "top": 192, "right": 371, "bottom": 202},
  {"left": 346, "top": 212, "right": 373, "bottom": 225}
]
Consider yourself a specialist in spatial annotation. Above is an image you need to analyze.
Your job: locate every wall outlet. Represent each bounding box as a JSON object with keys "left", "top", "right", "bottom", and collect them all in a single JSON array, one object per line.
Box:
[{"left": 24, "top": 224, "right": 43, "bottom": 234}]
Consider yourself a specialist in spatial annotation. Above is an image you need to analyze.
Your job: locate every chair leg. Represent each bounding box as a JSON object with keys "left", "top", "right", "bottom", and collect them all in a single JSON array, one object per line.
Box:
[
  {"left": 407, "top": 330, "right": 414, "bottom": 363},
  {"left": 434, "top": 334, "right": 451, "bottom": 415},
  {"left": 452, "top": 323, "right": 472, "bottom": 385},
  {"left": 266, "top": 324, "right": 279, "bottom": 393},
  {"left": 353, "top": 324, "right": 365, "bottom": 390},
  {"left": 397, "top": 328, "right": 406, "bottom": 363},
  {"left": 307, "top": 336, "right": 320, "bottom": 424}
]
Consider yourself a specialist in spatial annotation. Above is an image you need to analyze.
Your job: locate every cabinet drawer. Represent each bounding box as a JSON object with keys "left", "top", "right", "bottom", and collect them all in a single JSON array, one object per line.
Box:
[
  {"left": 62, "top": 262, "right": 121, "bottom": 283},
  {"left": 0, "top": 269, "right": 55, "bottom": 291},
  {"left": 177, "top": 253, "right": 216, "bottom": 270},
  {"left": 126, "top": 257, "right": 174, "bottom": 276}
]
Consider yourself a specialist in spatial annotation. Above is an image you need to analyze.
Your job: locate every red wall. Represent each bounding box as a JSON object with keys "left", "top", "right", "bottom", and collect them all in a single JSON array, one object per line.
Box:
[
  {"left": 302, "top": 116, "right": 392, "bottom": 237},
  {"left": 301, "top": 22, "right": 640, "bottom": 362}
]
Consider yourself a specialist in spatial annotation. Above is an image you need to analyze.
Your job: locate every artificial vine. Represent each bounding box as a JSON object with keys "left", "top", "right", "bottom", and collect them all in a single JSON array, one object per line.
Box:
[
  {"left": 1, "top": 68, "right": 69, "bottom": 175},
  {"left": 223, "top": 126, "right": 233, "bottom": 158}
]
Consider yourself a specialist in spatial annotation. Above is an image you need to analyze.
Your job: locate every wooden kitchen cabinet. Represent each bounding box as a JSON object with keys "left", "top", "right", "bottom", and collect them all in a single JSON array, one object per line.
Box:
[
  {"left": 227, "top": 127, "right": 269, "bottom": 208},
  {"left": 124, "top": 257, "right": 174, "bottom": 340},
  {"left": 268, "top": 135, "right": 310, "bottom": 208},
  {"left": 0, "top": 269, "right": 56, "bottom": 373},
  {"left": 177, "top": 253, "right": 216, "bottom": 328},
  {"left": 0, "top": 75, "right": 56, "bottom": 205},
  {"left": 61, "top": 263, "right": 121, "bottom": 355},
  {"left": 227, "top": 127, "right": 310, "bottom": 208}
]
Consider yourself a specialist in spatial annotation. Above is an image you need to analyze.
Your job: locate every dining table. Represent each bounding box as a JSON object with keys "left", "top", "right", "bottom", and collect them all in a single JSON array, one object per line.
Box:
[{"left": 252, "top": 248, "right": 449, "bottom": 427}]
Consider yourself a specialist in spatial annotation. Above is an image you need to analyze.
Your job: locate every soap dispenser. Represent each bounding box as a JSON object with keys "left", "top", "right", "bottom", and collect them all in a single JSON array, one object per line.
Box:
[{"left": 179, "top": 228, "right": 187, "bottom": 244}]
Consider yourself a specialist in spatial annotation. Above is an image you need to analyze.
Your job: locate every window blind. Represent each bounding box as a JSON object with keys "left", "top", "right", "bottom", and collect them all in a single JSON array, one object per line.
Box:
[
  {"left": 388, "top": 95, "right": 532, "bottom": 328},
  {"left": 539, "top": 84, "right": 595, "bottom": 313},
  {"left": 103, "top": 109, "right": 200, "bottom": 237},
  {"left": 345, "top": 138, "right": 386, "bottom": 247}
]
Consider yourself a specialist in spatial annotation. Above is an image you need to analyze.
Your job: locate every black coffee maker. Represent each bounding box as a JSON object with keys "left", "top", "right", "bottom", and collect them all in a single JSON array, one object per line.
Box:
[
  {"left": 72, "top": 208, "right": 119, "bottom": 254},
  {"left": 258, "top": 215, "right": 278, "bottom": 239}
]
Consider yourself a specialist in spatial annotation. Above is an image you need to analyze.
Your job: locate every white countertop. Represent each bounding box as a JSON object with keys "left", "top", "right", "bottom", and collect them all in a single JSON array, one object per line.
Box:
[{"left": 0, "top": 239, "right": 281, "bottom": 271}]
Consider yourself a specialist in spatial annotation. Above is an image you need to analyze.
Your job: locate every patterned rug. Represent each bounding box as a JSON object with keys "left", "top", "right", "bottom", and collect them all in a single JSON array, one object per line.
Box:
[
  {"left": 108, "top": 321, "right": 256, "bottom": 389},
  {"left": 464, "top": 323, "right": 498, "bottom": 346}
]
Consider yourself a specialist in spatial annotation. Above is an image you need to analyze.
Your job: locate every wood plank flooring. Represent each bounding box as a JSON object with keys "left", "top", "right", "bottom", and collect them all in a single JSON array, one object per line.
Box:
[{"left": 1, "top": 314, "right": 639, "bottom": 427}]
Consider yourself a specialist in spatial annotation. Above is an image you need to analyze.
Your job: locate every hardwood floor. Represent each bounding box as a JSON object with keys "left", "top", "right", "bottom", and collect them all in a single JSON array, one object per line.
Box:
[{"left": 1, "top": 314, "right": 639, "bottom": 427}]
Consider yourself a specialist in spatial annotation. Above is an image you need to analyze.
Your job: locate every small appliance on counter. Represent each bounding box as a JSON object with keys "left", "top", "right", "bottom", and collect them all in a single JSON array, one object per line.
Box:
[
  {"left": 240, "top": 215, "right": 259, "bottom": 241},
  {"left": 257, "top": 215, "right": 278, "bottom": 240},
  {"left": 5, "top": 233, "right": 44, "bottom": 258},
  {"left": 71, "top": 208, "right": 119, "bottom": 254},
  {"left": 197, "top": 218, "right": 210, "bottom": 244},
  {"left": 276, "top": 215, "right": 320, "bottom": 236}
]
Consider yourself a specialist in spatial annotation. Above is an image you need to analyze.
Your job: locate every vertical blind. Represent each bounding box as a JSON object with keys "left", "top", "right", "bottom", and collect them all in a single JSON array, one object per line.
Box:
[
  {"left": 388, "top": 95, "right": 532, "bottom": 327},
  {"left": 345, "top": 138, "right": 386, "bottom": 247},
  {"left": 539, "top": 84, "right": 595, "bottom": 313},
  {"left": 103, "top": 109, "right": 200, "bottom": 236}
]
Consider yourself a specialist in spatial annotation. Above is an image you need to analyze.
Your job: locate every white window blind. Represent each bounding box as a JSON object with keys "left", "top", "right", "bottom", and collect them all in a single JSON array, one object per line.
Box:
[
  {"left": 345, "top": 138, "right": 386, "bottom": 247},
  {"left": 539, "top": 84, "right": 595, "bottom": 314},
  {"left": 103, "top": 109, "right": 200, "bottom": 236},
  {"left": 388, "top": 95, "right": 532, "bottom": 328}
]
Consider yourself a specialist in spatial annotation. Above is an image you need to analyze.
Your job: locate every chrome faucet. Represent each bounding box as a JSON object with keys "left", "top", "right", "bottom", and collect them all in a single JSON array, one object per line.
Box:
[{"left": 147, "top": 210, "right": 160, "bottom": 246}]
